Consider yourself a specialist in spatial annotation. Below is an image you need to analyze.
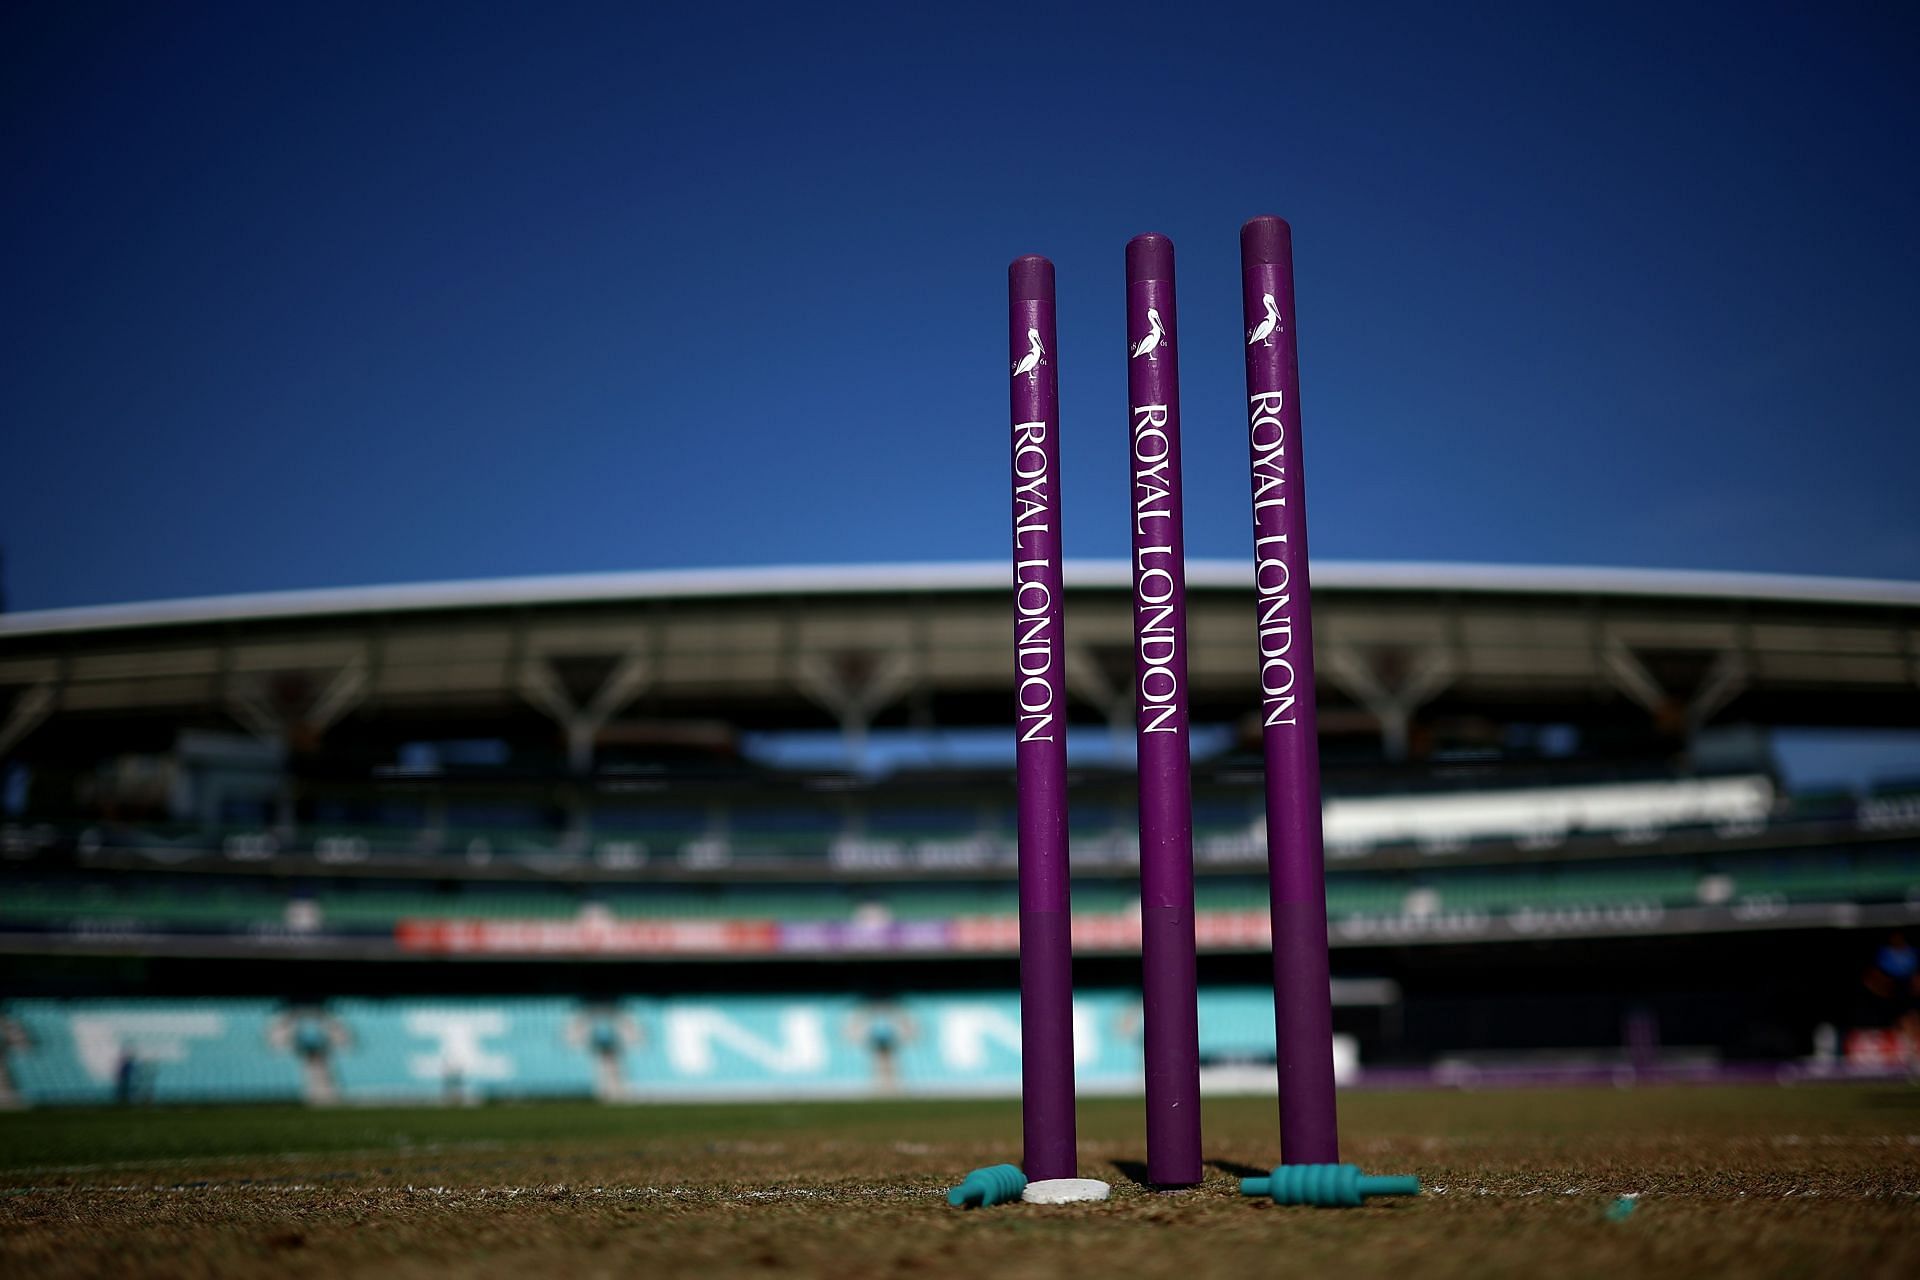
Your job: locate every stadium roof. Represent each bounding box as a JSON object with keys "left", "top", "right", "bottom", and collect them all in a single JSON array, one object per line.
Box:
[
  {"left": 3, "top": 561, "right": 1917, "bottom": 751},
  {"left": 5, "top": 560, "right": 1919, "bottom": 639}
]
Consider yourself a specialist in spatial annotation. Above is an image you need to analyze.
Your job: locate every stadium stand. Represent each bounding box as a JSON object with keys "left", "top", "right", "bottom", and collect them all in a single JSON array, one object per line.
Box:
[{"left": 3, "top": 562, "right": 1918, "bottom": 1100}]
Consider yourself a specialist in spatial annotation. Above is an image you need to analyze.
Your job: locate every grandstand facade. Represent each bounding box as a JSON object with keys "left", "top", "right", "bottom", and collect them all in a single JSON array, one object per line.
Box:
[{"left": 2, "top": 562, "right": 1917, "bottom": 1104}]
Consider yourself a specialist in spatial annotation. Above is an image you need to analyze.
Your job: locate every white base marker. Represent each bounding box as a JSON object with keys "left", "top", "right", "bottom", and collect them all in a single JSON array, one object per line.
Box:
[{"left": 1022, "top": 1178, "right": 1112, "bottom": 1204}]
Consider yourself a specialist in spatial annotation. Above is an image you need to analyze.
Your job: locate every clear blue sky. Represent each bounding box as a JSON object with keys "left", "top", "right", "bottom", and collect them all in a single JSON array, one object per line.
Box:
[{"left": 4, "top": 2, "right": 1916, "bottom": 612}]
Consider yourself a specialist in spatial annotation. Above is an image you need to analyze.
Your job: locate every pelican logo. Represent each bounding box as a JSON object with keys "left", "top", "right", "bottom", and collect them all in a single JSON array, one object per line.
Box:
[
  {"left": 1247, "top": 293, "right": 1283, "bottom": 347},
  {"left": 1012, "top": 328, "right": 1046, "bottom": 380},
  {"left": 1129, "top": 307, "right": 1166, "bottom": 360}
]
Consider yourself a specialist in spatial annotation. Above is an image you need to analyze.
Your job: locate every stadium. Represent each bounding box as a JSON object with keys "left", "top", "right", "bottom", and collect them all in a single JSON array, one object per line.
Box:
[
  {"left": 8, "top": 8, "right": 1920, "bottom": 1276},
  {"left": 4, "top": 559, "right": 1917, "bottom": 1108},
  {"left": 5, "top": 558, "right": 1919, "bottom": 1275}
]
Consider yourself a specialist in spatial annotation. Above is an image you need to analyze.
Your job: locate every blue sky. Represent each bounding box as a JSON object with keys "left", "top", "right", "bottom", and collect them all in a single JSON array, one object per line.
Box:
[{"left": 3, "top": 3, "right": 1916, "bottom": 613}]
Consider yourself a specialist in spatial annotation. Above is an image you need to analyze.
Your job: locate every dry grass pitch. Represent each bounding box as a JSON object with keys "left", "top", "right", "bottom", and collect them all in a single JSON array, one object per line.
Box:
[{"left": 2, "top": 1086, "right": 1916, "bottom": 1279}]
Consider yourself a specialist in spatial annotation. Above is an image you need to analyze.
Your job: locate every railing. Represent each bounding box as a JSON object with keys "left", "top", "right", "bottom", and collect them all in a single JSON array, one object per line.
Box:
[
  {"left": 11, "top": 773, "right": 1920, "bottom": 877},
  {"left": 3, "top": 844, "right": 1915, "bottom": 958}
]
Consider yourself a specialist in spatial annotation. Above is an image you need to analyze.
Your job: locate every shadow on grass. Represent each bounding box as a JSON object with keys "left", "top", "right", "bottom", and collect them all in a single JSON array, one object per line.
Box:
[{"left": 1110, "top": 1157, "right": 1224, "bottom": 1192}]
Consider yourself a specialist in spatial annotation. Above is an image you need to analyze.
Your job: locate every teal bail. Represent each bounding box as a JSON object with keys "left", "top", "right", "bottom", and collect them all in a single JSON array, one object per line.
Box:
[
  {"left": 947, "top": 1163, "right": 1028, "bottom": 1209},
  {"left": 1239, "top": 1163, "right": 1421, "bottom": 1207}
]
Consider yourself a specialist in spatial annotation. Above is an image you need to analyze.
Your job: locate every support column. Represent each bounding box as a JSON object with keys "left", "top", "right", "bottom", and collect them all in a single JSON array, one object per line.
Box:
[
  {"left": 793, "top": 650, "right": 914, "bottom": 771},
  {"left": 1603, "top": 640, "right": 1748, "bottom": 737},
  {"left": 1321, "top": 647, "right": 1453, "bottom": 761},
  {"left": 1063, "top": 644, "right": 1133, "bottom": 761},
  {"left": 0, "top": 682, "right": 56, "bottom": 759},
  {"left": 1687, "top": 652, "right": 1748, "bottom": 732},
  {"left": 517, "top": 649, "right": 652, "bottom": 774}
]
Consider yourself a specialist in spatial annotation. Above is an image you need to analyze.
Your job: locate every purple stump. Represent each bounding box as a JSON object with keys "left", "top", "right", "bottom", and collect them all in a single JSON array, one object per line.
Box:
[
  {"left": 1010, "top": 254, "right": 1077, "bottom": 1181},
  {"left": 1125, "top": 233, "right": 1202, "bottom": 1188},
  {"left": 1239, "top": 216, "right": 1340, "bottom": 1165}
]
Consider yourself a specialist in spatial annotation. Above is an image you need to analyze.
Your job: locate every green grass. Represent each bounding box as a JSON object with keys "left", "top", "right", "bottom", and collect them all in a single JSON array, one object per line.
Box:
[
  {"left": 0, "top": 1098, "right": 1031, "bottom": 1171},
  {"left": 2, "top": 1088, "right": 1917, "bottom": 1279},
  {"left": 0, "top": 1088, "right": 1911, "bottom": 1171}
]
